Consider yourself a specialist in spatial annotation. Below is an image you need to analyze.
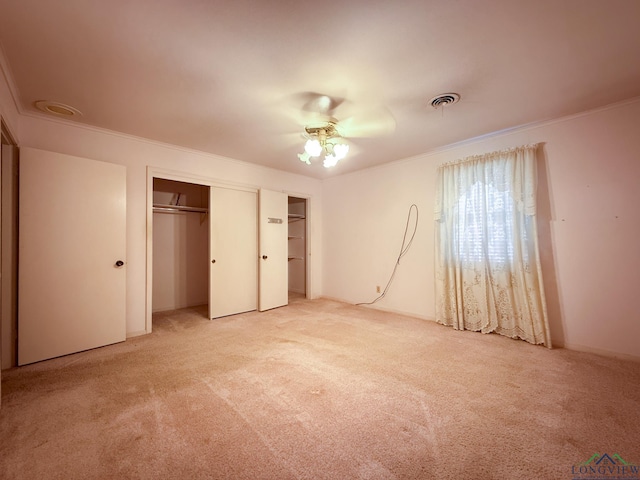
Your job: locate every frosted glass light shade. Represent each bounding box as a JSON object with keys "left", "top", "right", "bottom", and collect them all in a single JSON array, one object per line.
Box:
[
  {"left": 298, "top": 151, "right": 311, "bottom": 164},
  {"left": 323, "top": 155, "right": 339, "bottom": 168},
  {"left": 333, "top": 143, "right": 349, "bottom": 160},
  {"left": 304, "top": 139, "right": 322, "bottom": 157}
]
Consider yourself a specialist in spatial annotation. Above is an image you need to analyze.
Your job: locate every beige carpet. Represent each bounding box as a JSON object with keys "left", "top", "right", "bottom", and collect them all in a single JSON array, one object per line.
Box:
[{"left": 1, "top": 297, "right": 639, "bottom": 479}]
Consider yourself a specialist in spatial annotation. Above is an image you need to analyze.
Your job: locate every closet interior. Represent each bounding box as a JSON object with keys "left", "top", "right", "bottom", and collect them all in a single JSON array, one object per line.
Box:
[
  {"left": 152, "top": 179, "right": 209, "bottom": 318},
  {"left": 288, "top": 196, "right": 307, "bottom": 299}
]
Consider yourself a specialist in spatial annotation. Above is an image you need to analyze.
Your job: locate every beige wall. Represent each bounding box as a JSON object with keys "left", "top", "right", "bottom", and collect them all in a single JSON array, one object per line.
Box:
[{"left": 322, "top": 98, "right": 640, "bottom": 359}]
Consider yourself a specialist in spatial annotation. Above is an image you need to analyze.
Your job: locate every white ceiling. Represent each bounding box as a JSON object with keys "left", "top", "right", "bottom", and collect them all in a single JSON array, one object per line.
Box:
[{"left": 1, "top": 0, "right": 640, "bottom": 179}]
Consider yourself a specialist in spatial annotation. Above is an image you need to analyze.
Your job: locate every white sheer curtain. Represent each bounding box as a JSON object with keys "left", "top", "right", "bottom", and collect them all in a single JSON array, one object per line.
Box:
[{"left": 434, "top": 144, "right": 551, "bottom": 347}]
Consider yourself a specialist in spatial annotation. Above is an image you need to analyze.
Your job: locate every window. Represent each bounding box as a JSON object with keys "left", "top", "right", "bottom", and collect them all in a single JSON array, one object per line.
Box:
[{"left": 455, "top": 181, "right": 525, "bottom": 265}]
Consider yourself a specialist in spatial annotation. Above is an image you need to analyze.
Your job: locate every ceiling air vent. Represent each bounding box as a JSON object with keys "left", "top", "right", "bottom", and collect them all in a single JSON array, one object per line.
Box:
[
  {"left": 35, "top": 100, "right": 82, "bottom": 117},
  {"left": 429, "top": 93, "right": 460, "bottom": 109}
]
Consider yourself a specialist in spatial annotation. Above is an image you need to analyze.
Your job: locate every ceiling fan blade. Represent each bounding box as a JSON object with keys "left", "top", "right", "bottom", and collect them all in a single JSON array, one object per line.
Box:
[
  {"left": 274, "top": 91, "right": 395, "bottom": 143},
  {"left": 278, "top": 91, "right": 350, "bottom": 127},
  {"left": 292, "top": 92, "right": 346, "bottom": 115},
  {"left": 337, "top": 106, "right": 396, "bottom": 138},
  {"left": 280, "top": 131, "right": 307, "bottom": 148},
  {"left": 277, "top": 101, "right": 332, "bottom": 130}
]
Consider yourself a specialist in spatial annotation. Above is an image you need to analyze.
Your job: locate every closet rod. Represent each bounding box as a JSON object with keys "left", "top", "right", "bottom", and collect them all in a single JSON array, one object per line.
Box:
[{"left": 153, "top": 204, "right": 208, "bottom": 214}]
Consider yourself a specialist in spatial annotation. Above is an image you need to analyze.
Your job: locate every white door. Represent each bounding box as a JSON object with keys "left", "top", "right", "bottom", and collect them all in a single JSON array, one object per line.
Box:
[
  {"left": 258, "top": 189, "right": 288, "bottom": 311},
  {"left": 18, "top": 148, "right": 126, "bottom": 365},
  {"left": 209, "top": 187, "right": 257, "bottom": 318}
]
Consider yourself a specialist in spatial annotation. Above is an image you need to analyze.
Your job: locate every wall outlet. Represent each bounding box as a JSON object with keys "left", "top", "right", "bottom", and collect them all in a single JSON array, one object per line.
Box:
[{"left": 376, "top": 285, "right": 381, "bottom": 293}]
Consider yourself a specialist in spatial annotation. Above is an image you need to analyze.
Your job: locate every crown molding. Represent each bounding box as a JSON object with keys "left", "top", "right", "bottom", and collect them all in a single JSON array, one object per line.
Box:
[
  {"left": 326, "top": 95, "right": 640, "bottom": 182},
  {"left": 0, "top": 41, "right": 25, "bottom": 117}
]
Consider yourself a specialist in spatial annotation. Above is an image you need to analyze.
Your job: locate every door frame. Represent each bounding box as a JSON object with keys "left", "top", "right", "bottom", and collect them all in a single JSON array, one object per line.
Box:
[
  {"left": 145, "top": 167, "right": 258, "bottom": 334},
  {"left": 1, "top": 120, "right": 18, "bottom": 375}
]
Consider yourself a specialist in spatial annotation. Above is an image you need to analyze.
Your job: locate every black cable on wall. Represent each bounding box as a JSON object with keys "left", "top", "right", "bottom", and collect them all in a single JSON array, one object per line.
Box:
[{"left": 356, "top": 204, "right": 419, "bottom": 306}]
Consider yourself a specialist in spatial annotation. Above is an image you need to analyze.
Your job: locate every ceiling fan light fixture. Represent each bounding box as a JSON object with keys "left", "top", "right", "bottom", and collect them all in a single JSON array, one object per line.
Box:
[
  {"left": 298, "top": 151, "right": 311, "bottom": 164},
  {"left": 298, "top": 121, "right": 348, "bottom": 168},
  {"left": 323, "top": 155, "right": 339, "bottom": 168},
  {"left": 332, "top": 143, "right": 349, "bottom": 160},
  {"left": 304, "top": 139, "right": 322, "bottom": 157}
]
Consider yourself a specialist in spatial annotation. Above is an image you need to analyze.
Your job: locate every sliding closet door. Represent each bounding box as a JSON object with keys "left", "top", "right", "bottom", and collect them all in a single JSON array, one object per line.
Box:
[
  {"left": 209, "top": 187, "right": 257, "bottom": 318},
  {"left": 19, "top": 148, "right": 126, "bottom": 365},
  {"left": 258, "top": 189, "right": 288, "bottom": 311}
]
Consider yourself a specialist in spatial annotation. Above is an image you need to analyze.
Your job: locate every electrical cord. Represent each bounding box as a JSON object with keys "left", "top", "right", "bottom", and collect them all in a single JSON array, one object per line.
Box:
[{"left": 356, "top": 204, "right": 419, "bottom": 306}]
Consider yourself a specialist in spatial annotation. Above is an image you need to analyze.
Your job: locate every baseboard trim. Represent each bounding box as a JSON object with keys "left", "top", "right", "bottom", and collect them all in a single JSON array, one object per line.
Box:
[
  {"left": 554, "top": 341, "right": 640, "bottom": 363},
  {"left": 320, "top": 296, "right": 640, "bottom": 362},
  {"left": 319, "top": 295, "right": 436, "bottom": 322}
]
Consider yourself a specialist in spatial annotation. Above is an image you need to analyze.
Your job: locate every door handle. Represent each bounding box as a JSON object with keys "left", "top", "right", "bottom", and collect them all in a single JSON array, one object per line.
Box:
[
  {"left": 115, "top": 260, "right": 124, "bottom": 267},
  {"left": 262, "top": 255, "right": 268, "bottom": 260},
  {"left": 211, "top": 259, "right": 216, "bottom": 264}
]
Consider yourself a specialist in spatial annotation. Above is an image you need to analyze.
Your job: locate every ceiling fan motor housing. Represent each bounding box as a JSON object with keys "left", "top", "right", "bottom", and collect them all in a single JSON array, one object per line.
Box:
[{"left": 305, "top": 122, "right": 338, "bottom": 139}]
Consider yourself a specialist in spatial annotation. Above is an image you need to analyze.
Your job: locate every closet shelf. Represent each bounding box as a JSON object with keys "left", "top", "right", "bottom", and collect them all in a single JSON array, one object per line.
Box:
[
  {"left": 288, "top": 236, "right": 303, "bottom": 240},
  {"left": 153, "top": 204, "right": 208, "bottom": 214},
  {"left": 288, "top": 256, "right": 304, "bottom": 261},
  {"left": 288, "top": 213, "right": 305, "bottom": 222}
]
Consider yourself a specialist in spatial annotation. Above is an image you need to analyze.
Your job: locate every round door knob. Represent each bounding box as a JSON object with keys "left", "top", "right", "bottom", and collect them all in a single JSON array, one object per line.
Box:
[
  {"left": 115, "top": 260, "right": 124, "bottom": 267},
  {"left": 211, "top": 259, "right": 216, "bottom": 264},
  {"left": 262, "top": 255, "right": 268, "bottom": 260}
]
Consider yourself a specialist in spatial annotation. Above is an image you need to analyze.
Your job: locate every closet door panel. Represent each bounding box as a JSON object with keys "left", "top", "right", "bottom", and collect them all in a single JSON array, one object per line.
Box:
[
  {"left": 258, "top": 189, "right": 288, "bottom": 311},
  {"left": 209, "top": 187, "right": 257, "bottom": 318},
  {"left": 18, "top": 148, "right": 126, "bottom": 365}
]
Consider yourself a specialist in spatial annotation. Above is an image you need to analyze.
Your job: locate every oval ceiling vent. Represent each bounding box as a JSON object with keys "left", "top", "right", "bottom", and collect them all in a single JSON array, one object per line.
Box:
[
  {"left": 35, "top": 100, "right": 83, "bottom": 117},
  {"left": 429, "top": 93, "right": 460, "bottom": 109}
]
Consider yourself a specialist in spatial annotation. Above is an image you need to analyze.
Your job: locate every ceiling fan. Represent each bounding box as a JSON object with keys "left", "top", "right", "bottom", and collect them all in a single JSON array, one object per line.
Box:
[{"left": 287, "top": 92, "right": 396, "bottom": 168}]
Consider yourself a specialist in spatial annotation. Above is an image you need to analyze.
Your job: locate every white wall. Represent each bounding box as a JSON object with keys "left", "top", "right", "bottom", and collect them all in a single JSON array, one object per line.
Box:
[
  {"left": 322, "top": 98, "right": 640, "bottom": 359},
  {"left": 17, "top": 113, "right": 324, "bottom": 337}
]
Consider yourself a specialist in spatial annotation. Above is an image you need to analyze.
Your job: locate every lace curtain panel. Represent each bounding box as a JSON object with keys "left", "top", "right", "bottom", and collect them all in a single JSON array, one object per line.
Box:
[{"left": 434, "top": 144, "right": 551, "bottom": 347}]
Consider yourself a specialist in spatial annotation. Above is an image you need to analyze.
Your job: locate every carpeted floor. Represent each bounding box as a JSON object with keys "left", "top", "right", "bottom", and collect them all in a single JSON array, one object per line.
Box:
[{"left": 1, "top": 296, "right": 639, "bottom": 479}]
